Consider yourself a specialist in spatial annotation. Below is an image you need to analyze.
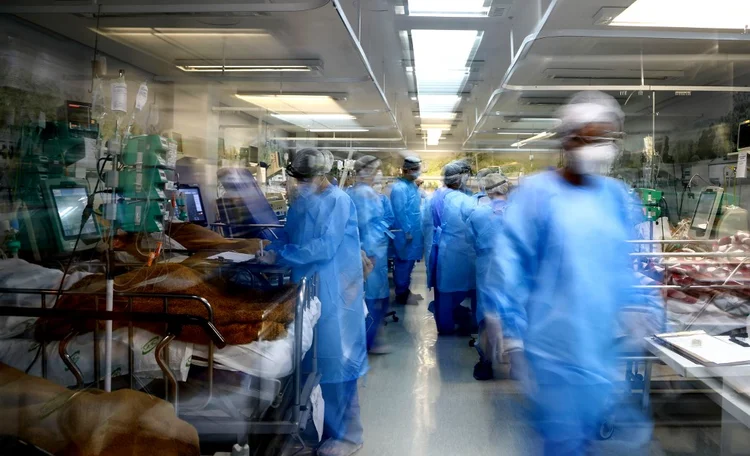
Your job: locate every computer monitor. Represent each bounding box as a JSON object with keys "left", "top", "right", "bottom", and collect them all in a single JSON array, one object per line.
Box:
[
  {"left": 19, "top": 179, "right": 100, "bottom": 257},
  {"left": 689, "top": 187, "right": 724, "bottom": 240},
  {"left": 738, "top": 120, "right": 750, "bottom": 152},
  {"left": 178, "top": 184, "right": 208, "bottom": 226},
  {"left": 50, "top": 186, "right": 98, "bottom": 239}
]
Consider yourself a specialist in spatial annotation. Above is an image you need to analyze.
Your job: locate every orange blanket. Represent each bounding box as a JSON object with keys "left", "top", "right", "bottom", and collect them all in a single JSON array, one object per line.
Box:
[
  {"left": 0, "top": 363, "right": 200, "bottom": 456},
  {"left": 39, "top": 264, "right": 297, "bottom": 346}
]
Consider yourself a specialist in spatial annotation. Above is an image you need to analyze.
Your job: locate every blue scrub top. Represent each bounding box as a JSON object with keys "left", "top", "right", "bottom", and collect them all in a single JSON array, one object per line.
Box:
[
  {"left": 437, "top": 190, "right": 478, "bottom": 293},
  {"left": 347, "top": 183, "right": 392, "bottom": 300},
  {"left": 494, "top": 171, "right": 645, "bottom": 385},
  {"left": 390, "top": 177, "right": 424, "bottom": 261},
  {"left": 271, "top": 184, "right": 368, "bottom": 384},
  {"left": 466, "top": 198, "right": 507, "bottom": 324}
]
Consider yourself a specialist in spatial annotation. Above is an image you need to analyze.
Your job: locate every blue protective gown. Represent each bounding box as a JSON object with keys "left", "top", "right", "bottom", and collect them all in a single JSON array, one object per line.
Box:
[
  {"left": 427, "top": 187, "right": 450, "bottom": 290},
  {"left": 437, "top": 190, "right": 478, "bottom": 293},
  {"left": 270, "top": 185, "right": 368, "bottom": 385},
  {"left": 390, "top": 177, "right": 424, "bottom": 296},
  {"left": 347, "top": 183, "right": 391, "bottom": 301},
  {"left": 390, "top": 177, "right": 424, "bottom": 261},
  {"left": 494, "top": 171, "right": 651, "bottom": 453},
  {"left": 466, "top": 198, "right": 507, "bottom": 325}
]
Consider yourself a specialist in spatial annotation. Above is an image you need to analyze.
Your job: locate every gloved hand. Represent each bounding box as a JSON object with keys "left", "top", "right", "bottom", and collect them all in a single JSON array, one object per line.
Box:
[{"left": 257, "top": 250, "right": 277, "bottom": 265}]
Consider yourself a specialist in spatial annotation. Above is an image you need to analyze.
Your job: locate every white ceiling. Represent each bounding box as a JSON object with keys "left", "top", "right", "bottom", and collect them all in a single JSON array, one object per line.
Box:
[{"left": 4, "top": 0, "right": 750, "bottom": 158}]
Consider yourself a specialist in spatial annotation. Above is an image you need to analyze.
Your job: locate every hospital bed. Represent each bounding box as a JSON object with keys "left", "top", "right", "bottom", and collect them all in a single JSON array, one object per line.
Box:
[
  {"left": 597, "top": 240, "right": 750, "bottom": 439},
  {"left": 0, "top": 260, "right": 322, "bottom": 453}
]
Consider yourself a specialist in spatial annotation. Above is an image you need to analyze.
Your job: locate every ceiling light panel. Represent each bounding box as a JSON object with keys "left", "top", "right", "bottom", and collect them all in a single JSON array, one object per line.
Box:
[
  {"left": 610, "top": 0, "right": 750, "bottom": 30},
  {"left": 411, "top": 28, "right": 482, "bottom": 126},
  {"left": 176, "top": 59, "right": 322, "bottom": 73},
  {"left": 408, "top": 0, "right": 492, "bottom": 17},
  {"left": 235, "top": 94, "right": 348, "bottom": 115},
  {"left": 272, "top": 114, "right": 361, "bottom": 130}
]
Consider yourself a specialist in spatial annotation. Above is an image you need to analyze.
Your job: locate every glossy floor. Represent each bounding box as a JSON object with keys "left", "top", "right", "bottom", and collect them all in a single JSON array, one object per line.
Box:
[{"left": 356, "top": 263, "right": 736, "bottom": 456}]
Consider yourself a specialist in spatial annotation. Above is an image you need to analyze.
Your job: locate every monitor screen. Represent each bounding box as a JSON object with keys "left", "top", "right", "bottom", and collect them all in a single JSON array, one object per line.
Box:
[
  {"left": 180, "top": 186, "right": 207, "bottom": 225},
  {"left": 691, "top": 190, "right": 720, "bottom": 234},
  {"left": 51, "top": 187, "right": 97, "bottom": 238},
  {"left": 739, "top": 121, "right": 750, "bottom": 151}
]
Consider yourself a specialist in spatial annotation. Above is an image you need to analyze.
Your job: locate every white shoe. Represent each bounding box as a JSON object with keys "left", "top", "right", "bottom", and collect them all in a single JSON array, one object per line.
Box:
[{"left": 317, "top": 439, "right": 363, "bottom": 456}]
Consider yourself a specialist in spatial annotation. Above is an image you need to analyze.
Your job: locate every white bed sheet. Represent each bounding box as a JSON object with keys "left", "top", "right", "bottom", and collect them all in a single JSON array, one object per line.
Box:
[
  {"left": 191, "top": 296, "right": 321, "bottom": 379},
  {"left": 0, "top": 327, "right": 192, "bottom": 388}
]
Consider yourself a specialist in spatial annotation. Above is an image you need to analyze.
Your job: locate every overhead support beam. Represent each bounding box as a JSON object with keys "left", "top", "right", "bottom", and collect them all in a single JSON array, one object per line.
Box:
[
  {"left": 331, "top": 0, "right": 405, "bottom": 145},
  {"left": 0, "top": 0, "right": 331, "bottom": 14},
  {"left": 463, "top": 0, "right": 560, "bottom": 149}
]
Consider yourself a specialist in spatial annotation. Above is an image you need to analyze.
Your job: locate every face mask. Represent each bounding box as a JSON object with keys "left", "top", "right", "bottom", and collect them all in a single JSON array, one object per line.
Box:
[
  {"left": 460, "top": 174, "right": 470, "bottom": 186},
  {"left": 569, "top": 143, "right": 618, "bottom": 176},
  {"left": 410, "top": 170, "right": 422, "bottom": 179}
]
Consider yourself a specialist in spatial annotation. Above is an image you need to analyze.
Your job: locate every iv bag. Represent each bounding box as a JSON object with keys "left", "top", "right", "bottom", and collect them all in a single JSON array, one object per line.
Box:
[
  {"left": 111, "top": 76, "right": 127, "bottom": 113},
  {"left": 135, "top": 82, "right": 148, "bottom": 112}
]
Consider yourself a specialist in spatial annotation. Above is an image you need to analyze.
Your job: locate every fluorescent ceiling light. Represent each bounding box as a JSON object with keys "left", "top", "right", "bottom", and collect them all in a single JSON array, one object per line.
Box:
[
  {"left": 94, "top": 27, "right": 269, "bottom": 37},
  {"left": 426, "top": 128, "right": 443, "bottom": 146},
  {"left": 272, "top": 114, "right": 356, "bottom": 120},
  {"left": 178, "top": 66, "right": 311, "bottom": 73},
  {"left": 308, "top": 128, "right": 370, "bottom": 133},
  {"left": 176, "top": 59, "right": 322, "bottom": 73},
  {"left": 609, "top": 0, "right": 750, "bottom": 30},
  {"left": 420, "top": 112, "right": 457, "bottom": 120},
  {"left": 272, "top": 114, "right": 361, "bottom": 131},
  {"left": 511, "top": 131, "right": 555, "bottom": 148},
  {"left": 412, "top": 29, "right": 482, "bottom": 128},
  {"left": 235, "top": 93, "right": 349, "bottom": 116},
  {"left": 408, "top": 0, "right": 491, "bottom": 17}
]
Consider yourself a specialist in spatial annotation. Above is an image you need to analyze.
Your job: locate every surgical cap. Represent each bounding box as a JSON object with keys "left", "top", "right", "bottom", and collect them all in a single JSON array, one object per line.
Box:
[
  {"left": 321, "top": 149, "right": 334, "bottom": 173},
  {"left": 287, "top": 148, "right": 327, "bottom": 179},
  {"left": 443, "top": 160, "right": 467, "bottom": 186},
  {"left": 557, "top": 91, "right": 625, "bottom": 139},
  {"left": 456, "top": 159, "right": 473, "bottom": 175},
  {"left": 402, "top": 155, "right": 422, "bottom": 171},
  {"left": 483, "top": 173, "right": 510, "bottom": 196},
  {"left": 354, "top": 155, "right": 380, "bottom": 176}
]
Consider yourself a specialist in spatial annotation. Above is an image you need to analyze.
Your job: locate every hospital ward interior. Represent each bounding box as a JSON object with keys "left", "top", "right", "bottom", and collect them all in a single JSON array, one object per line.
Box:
[{"left": 3, "top": 0, "right": 750, "bottom": 455}]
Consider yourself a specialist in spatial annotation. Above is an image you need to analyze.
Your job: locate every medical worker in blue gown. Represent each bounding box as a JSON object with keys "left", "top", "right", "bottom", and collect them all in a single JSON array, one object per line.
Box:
[
  {"left": 466, "top": 172, "right": 510, "bottom": 381},
  {"left": 494, "top": 91, "right": 655, "bottom": 455},
  {"left": 426, "top": 160, "right": 470, "bottom": 295},
  {"left": 347, "top": 155, "right": 394, "bottom": 354},
  {"left": 259, "top": 148, "right": 368, "bottom": 456},
  {"left": 434, "top": 161, "right": 478, "bottom": 335},
  {"left": 389, "top": 156, "right": 424, "bottom": 304}
]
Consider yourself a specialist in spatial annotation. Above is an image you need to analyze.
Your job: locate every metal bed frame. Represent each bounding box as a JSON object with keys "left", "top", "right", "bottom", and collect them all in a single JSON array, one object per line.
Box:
[{"left": 0, "top": 272, "right": 320, "bottom": 449}]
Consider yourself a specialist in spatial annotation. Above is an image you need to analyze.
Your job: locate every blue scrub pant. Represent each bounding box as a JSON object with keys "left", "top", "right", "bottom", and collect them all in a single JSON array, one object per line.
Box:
[
  {"left": 427, "top": 243, "right": 439, "bottom": 290},
  {"left": 321, "top": 380, "right": 363, "bottom": 445},
  {"left": 393, "top": 258, "right": 416, "bottom": 296},
  {"left": 365, "top": 297, "right": 389, "bottom": 350},
  {"left": 433, "top": 289, "right": 476, "bottom": 334}
]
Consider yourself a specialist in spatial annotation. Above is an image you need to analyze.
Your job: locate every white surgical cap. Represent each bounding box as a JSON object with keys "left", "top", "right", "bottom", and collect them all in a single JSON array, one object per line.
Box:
[
  {"left": 557, "top": 91, "right": 624, "bottom": 139},
  {"left": 355, "top": 155, "right": 380, "bottom": 177},
  {"left": 321, "top": 149, "right": 334, "bottom": 173},
  {"left": 287, "top": 148, "right": 326, "bottom": 178},
  {"left": 443, "top": 160, "right": 466, "bottom": 186},
  {"left": 483, "top": 173, "right": 509, "bottom": 196}
]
